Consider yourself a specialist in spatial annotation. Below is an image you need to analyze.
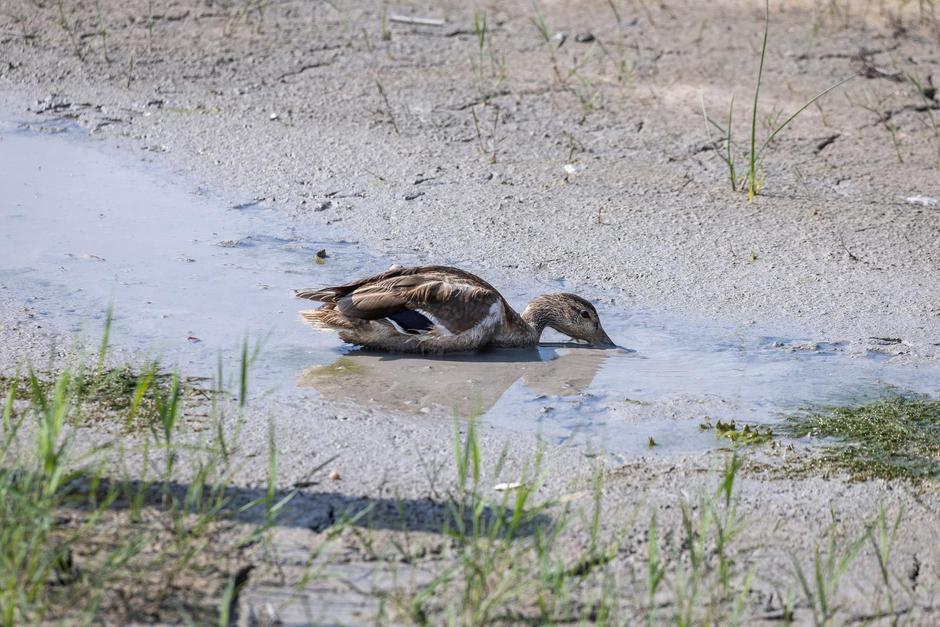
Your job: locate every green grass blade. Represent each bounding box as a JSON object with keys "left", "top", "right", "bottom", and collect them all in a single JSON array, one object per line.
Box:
[
  {"left": 96, "top": 306, "right": 113, "bottom": 376},
  {"left": 758, "top": 75, "right": 855, "bottom": 158},
  {"left": 727, "top": 95, "right": 736, "bottom": 190},
  {"left": 2, "top": 378, "right": 17, "bottom": 430},
  {"left": 748, "top": 0, "right": 770, "bottom": 201},
  {"left": 126, "top": 365, "right": 155, "bottom": 425}
]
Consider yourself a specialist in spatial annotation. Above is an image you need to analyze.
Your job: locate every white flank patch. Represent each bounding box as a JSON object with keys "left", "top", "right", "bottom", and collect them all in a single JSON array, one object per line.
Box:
[
  {"left": 457, "top": 301, "right": 503, "bottom": 346},
  {"left": 481, "top": 301, "right": 502, "bottom": 329}
]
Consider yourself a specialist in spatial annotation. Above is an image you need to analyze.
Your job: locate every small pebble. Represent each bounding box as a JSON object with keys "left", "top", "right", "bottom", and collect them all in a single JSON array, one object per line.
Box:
[
  {"left": 329, "top": 470, "right": 341, "bottom": 481},
  {"left": 906, "top": 195, "right": 937, "bottom": 207},
  {"left": 575, "top": 32, "right": 595, "bottom": 43}
]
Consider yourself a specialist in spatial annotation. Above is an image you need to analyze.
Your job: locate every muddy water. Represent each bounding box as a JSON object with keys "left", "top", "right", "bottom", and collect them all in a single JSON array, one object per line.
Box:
[
  {"left": 0, "top": 116, "right": 402, "bottom": 385},
  {"left": 2, "top": 119, "right": 938, "bottom": 456}
]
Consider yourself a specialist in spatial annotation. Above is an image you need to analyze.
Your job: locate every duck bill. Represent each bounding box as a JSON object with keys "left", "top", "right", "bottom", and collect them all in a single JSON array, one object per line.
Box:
[{"left": 591, "top": 328, "right": 616, "bottom": 348}]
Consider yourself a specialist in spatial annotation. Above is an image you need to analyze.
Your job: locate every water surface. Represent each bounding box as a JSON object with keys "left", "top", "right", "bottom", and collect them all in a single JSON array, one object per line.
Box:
[{"left": 2, "top": 118, "right": 937, "bottom": 456}]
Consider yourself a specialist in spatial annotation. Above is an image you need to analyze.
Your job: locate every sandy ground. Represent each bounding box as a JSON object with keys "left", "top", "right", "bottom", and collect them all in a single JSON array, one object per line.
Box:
[{"left": 2, "top": 0, "right": 940, "bottom": 623}]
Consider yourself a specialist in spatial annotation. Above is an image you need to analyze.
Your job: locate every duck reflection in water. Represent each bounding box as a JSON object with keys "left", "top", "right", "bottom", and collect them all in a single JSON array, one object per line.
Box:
[{"left": 297, "top": 344, "right": 618, "bottom": 417}]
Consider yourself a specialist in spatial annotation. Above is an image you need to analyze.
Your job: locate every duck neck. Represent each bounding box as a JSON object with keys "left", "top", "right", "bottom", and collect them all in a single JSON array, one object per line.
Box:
[
  {"left": 520, "top": 301, "right": 552, "bottom": 341},
  {"left": 492, "top": 298, "right": 559, "bottom": 348}
]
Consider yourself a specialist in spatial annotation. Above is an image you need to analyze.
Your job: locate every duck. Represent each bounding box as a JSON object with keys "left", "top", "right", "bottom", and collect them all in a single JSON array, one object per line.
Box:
[{"left": 295, "top": 265, "right": 615, "bottom": 353}]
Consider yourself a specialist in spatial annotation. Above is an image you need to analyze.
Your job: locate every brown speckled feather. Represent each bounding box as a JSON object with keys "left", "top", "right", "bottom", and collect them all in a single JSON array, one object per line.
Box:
[
  {"left": 297, "top": 266, "right": 503, "bottom": 334},
  {"left": 296, "top": 266, "right": 501, "bottom": 301}
]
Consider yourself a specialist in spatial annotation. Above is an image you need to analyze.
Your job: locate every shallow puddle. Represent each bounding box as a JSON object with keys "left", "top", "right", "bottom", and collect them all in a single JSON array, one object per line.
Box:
[
  {"left": 0, "top": 115, "right": 398, "bottom": 384},
  {"left": 2, "top": 117, "right": 938, "bottom": 456}
]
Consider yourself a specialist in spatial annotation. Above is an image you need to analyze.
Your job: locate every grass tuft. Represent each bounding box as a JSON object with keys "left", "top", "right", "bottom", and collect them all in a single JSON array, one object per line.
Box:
[
  {"left": 789, "top": 513, "right": 867, "bottom": 626},
  {"left": 374, "top": 78, "right": 400, "bottom": 134},
  {"left": 0, "top": 318, "right": 334, "bottom": 624},
  {"left": 703, "top": 0, "right": 852, "bottom": 198}
]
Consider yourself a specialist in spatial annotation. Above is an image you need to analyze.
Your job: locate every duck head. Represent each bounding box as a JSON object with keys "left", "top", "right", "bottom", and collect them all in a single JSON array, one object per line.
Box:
[{"left": 522, "top": 293, "right": 616, "bottom": 347}]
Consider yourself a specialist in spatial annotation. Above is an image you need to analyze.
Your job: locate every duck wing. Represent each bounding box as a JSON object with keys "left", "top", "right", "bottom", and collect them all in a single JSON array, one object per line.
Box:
[{"left": 296, "top": 266, "right": 504, "bottom": 335}]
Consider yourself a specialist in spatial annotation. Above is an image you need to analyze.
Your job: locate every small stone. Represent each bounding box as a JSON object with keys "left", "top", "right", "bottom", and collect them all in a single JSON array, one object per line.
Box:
[
  {"left": 313, "top": 200, "right": 331, "bottom": 212},
  {"left": 315, "top": 249, "right": 328, "bottom": 259},
  {"left": 269, "top": 112, "right": 279, "bottom": 120},
  {"left": 868, "top": 337, "right": 902, "bottom": 345},
  {"left": 575, "top": 32, "right": 595, "bottom": 43},
  {"left": 328, "top": 470, "right": 341, "bottom": 481},
  {"left": 906, "top": 195, "right": 937, "bottom": 207}
]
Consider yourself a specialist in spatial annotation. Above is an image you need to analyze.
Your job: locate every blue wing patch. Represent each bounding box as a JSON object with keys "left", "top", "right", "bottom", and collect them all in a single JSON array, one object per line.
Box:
[{"left": 385, "top": 309, "right": 434, "bottom": 334}]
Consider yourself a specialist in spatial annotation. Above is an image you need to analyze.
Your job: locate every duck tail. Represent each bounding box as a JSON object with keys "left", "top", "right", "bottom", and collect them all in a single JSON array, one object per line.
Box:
[
  {"left": 295, "top": 287, "right": 344, "bottom": 303},
  {"left": 299, "top": 306, "right": 356, "bottom": 330}
]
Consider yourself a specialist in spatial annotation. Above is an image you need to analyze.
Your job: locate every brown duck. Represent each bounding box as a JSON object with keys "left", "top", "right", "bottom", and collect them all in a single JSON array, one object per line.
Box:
[{"left": 295, "top": 265, "right": 615, "bottom": 353}]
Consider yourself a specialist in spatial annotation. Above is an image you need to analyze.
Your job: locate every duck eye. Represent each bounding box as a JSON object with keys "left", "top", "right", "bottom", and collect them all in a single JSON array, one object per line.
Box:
[{"left": 579, "top": 310, "right": 590, "bottom": 319}]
